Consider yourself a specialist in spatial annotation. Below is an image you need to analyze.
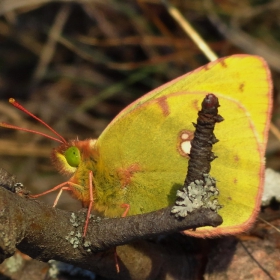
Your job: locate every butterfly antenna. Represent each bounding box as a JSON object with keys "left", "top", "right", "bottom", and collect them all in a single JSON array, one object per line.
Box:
[
  {"left": 0, "top": 123, "right": 65, "bottom": 144},
  {"left": 1, "top": 98, "right": 67, "bottom": 144}
]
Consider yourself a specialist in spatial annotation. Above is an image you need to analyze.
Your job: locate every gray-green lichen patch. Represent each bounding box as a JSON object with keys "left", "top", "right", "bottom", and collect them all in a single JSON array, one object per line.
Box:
[
  {"left": 65, "top": 212, "right": 84, "bottom": 249},
  {"left": 171, "top": 174, "right": 222, "bottom": 218},
  {"left": 65, "top": 211, "right": 107, "bottom": 250},
  {"left": 69, "top": 212, "right": 80, "bottom": 227},
  {"left": 83, "top": 240, "right": 92, "bottom": 253},
  {"left": 65, "top": 230, "right": 81, "bottom": 249}
]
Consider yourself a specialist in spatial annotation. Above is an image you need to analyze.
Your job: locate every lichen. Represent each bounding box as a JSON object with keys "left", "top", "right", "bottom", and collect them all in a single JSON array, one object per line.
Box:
[
  {"left": 65, "top": 213, "right": 84, "bottom": 248},
  {"left": 171, "top": 173, "right": 222, "bottom": 218}
]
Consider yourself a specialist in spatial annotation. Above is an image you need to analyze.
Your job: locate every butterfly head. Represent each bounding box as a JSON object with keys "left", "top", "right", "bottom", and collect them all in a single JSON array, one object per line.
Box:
[{"left": 51, "top": 139, "right": 97, "bottom": 176}]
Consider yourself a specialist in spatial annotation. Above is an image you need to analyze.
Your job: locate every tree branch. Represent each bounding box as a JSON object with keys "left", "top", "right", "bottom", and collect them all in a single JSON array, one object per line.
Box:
[{"left": 0, "top": 184, "right": 222, "bottom": 278}]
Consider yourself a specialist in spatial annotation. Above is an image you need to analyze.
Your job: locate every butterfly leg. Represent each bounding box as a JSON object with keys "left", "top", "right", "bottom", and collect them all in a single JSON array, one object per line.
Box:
[
  {"left": 121, "top": 203, "right": 130, "bottom": 217},
  {"left": 30, "top": 181, "right": 84, "bottom": 209},
  {"left": 114, "top": 248, "right": 120, "bottom": 273},
  {"left": 30, "top": 179, "right": 93, "bottom": 237},
  {"left": 53, "top": 186, "right": 72, "bottom": 207},
  {"left": 83, "top": 171, "right": 93, "bottom": 237},
  {"left": 29, "top": 181, "right": 71, "bottom": 199}
]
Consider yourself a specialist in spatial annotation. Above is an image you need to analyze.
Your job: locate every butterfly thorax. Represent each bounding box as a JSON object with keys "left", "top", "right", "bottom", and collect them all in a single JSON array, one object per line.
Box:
[{"left": 51, "top": 139, "right": 125, "bottom": 215}]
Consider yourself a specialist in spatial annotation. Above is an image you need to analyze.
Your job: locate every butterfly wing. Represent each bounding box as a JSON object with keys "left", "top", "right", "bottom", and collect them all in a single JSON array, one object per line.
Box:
[{"left": 94, "top": 55, "right": 272, "bottom": 237}]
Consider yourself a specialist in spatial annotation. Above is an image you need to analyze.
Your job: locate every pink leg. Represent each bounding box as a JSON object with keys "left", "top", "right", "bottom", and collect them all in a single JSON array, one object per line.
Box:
[
  {"left": 30, "top": 181, "right": 82, "bottom": 209},
  {"left": 114, "top": 249, "right": 120, "bottom": 273},
  {"left": 53, "top": 186, "right": 71, "bottom": 207},
  {"left": 83, "top": 171, "right": 94, "bottom": 237},
  {"left": 121, "top": 203, "right": 130, "bottom": 217},
  {"left": 29, "top": 181, "right": 71, "bottom": 198},
  {"left": 30, "top": 178, "right": 95, "bottom": 238}
]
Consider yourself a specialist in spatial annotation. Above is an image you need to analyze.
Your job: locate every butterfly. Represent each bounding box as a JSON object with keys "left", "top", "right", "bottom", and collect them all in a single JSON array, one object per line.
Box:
[{"left": 1, "top": 54, "right": 272, "bottom": 237}]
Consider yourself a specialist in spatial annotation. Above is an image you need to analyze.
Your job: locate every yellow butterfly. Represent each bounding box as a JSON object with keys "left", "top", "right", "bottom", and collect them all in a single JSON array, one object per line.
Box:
[{"left": 2, "top": 55, "right": 272, "bottom": 237}]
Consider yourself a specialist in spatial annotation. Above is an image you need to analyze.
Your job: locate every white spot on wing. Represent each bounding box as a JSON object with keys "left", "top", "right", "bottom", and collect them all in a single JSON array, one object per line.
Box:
[
  {"left": 177, "top": 130, "right": 194, "bottom": 158},
  {"left": 181, "top": 141, "right": 191, "bottom": 154},
  {"left": 181, "top": 132, "right": 190, "bottom": 140}
]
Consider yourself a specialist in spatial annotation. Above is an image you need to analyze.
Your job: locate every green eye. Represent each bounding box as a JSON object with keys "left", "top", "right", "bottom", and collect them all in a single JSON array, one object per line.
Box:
[{"left": 65, "top": 147, "right": 80, "bottom": 167}]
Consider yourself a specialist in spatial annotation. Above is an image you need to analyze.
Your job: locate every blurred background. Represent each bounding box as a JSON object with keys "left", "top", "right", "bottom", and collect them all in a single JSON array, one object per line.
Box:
[{"left": 0, "top": 0, "right": 279, "bottom": 211}]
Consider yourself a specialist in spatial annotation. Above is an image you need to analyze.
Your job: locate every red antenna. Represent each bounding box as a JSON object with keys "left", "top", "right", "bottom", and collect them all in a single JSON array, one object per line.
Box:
[{"left": 0, "top": 98, "right": 67, "bottom": 144}]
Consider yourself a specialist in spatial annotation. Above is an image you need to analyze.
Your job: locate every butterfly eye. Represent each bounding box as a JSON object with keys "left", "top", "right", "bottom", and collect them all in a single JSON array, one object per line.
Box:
[{"left": 64, "top": 147, "right": 81, "bottom": 167}]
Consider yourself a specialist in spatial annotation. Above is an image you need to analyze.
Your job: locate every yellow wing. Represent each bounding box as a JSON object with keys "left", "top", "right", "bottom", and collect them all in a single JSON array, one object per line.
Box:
[{"left": 94, "top": 55, "right": 272, "bottom": 237}]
